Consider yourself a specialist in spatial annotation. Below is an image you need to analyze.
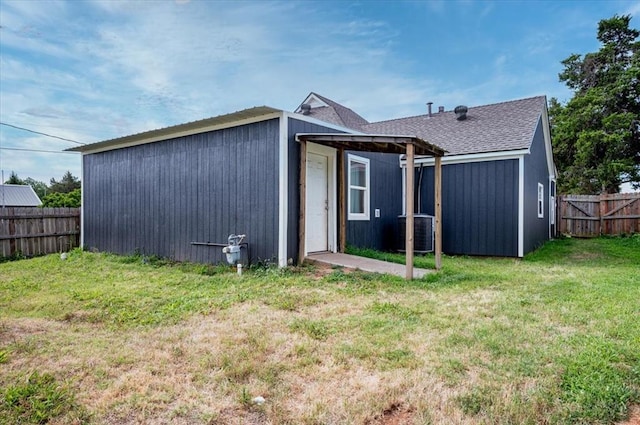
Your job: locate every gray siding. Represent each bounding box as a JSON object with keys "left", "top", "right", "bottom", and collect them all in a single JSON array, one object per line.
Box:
[
  {"left": 346, "top": 152, "right": 403, "bottom": 251},
  {"left": 83, "top": 119, "right": 280, "bottom": 264},
  {"left": 523, "top": 118, "right": 551, "bottom": 254},
  {"left": 418, "top": 159, "right": 519, "bottom": 256},
  {"left": 286, "top": 118, "right": 346, "bottom": 263}
]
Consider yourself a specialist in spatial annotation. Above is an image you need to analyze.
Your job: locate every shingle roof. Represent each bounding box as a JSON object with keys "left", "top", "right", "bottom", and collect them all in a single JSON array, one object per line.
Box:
[
  {"left": 298, "top": 92, "right": 369, "bottom": 130},
  {"left": 0, "top": 184, "right": 42, "bottom": 207},
  {"left": 361, "top": 96, "right": 546, "bottom": 156}
]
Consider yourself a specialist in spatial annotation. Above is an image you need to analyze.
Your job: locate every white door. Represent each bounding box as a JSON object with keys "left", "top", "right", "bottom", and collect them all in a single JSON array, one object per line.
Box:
[{"left": 306, "top": 152, "right": 328, "bottom": 252}]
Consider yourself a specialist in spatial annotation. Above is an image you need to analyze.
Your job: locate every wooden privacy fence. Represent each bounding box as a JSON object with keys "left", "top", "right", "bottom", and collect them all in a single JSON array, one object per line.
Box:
[
  {"left": 0, "top": 207, "right": 80, "bottom": 258},
  {"left": 558, "top": 193, "right": 640, "bottom": 236}
]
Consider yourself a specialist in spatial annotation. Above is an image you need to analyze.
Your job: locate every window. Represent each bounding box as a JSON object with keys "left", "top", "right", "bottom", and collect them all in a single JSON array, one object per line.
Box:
[
  {"left": 348, "top": 154, "right": 370, "bottom": 220},
  {"left": 537, "top": 183, "right": 544, "bottom": 218}
]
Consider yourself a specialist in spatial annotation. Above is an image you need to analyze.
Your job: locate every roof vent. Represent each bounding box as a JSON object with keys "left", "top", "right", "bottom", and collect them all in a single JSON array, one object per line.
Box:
[
  {"left": 438, "top": 106, "right": 445, "bottom": 113},
  {"left": 427, "top": 102, "right": 433, "bottom": 117},
  {"left": 300, "top": 103, "right": 311, "bottom": 115},
  {"left": 454, "top": 105, "right": 468, "bottom": 120}
]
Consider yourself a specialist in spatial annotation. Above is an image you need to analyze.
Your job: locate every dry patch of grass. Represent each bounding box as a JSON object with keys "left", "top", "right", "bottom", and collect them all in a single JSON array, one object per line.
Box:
[{"left": 1, "top": 238, "right": 639, "bottom": 424}]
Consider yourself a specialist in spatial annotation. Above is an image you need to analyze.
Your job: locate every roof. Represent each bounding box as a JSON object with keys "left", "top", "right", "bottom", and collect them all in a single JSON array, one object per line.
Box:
[
  {"left": 68, "top": 106, "right": 282, "bottom": 153},
  {"left": 0, "top": 184, "right": 42, "bottom": 207},
  {"left": 361, "top": 96, "right": 547, "bottom": 156},
  {"left": 295, "top": 92, "right": 369, "bottom": 130}
]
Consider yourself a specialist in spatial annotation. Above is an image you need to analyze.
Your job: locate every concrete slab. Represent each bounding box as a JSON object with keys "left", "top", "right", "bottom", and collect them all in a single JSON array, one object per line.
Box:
[{"left": 306, "top": 252, "right": 431, "bottom": 279}]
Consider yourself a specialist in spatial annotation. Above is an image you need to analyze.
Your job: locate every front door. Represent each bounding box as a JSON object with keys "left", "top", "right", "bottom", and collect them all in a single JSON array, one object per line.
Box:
[{"left": 306, "top": 152, "right": 329, "bottom": 252}]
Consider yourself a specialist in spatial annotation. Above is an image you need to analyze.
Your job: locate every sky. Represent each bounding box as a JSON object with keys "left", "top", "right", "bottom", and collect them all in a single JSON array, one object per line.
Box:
[{"left": 1, "top": 0, "right": 639, "bottom": 185}]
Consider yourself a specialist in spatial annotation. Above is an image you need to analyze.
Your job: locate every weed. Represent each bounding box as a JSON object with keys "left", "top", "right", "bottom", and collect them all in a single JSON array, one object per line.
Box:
[{"left": 290, "top": 318, "right": 332, "bottom": 341}]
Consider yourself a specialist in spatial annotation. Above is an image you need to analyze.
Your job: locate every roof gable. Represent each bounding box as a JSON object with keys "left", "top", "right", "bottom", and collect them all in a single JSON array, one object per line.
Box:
[
  {"left": 0, "top": 184, "right": 42, "bottom": 207},
  {"left": 295, "top": 92, "right": 369, "bottom": 130}
]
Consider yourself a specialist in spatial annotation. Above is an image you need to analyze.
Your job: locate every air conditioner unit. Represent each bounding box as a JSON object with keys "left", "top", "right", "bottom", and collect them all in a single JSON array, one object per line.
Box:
[{"left": 397, "top": 214, "right": 435, "bottom": 253}]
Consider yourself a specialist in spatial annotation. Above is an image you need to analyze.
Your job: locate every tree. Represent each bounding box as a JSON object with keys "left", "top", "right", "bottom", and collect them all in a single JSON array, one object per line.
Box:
[
  {"left": 4, "top": 171, "right": 24, "bottom": 185},
  {"left": 550, "top": 15, "right": 640, "bottom": 194},
  {"left": 49, "top": 171, "right": 80, "bottom": 194},
  {"left": 23, "top": 178, "right": 49, "bottom": 199},
  {"left": 41, "top": 188, "right": 81, "bottom": 208}
]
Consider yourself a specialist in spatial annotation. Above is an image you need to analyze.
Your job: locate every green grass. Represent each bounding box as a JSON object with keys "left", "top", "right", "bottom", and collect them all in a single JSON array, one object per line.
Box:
[{"left": 0, "top": 238, "right": 639, "bottom": 424}]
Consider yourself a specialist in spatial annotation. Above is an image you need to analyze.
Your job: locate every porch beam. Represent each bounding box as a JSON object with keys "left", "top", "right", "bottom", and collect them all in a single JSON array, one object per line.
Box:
[
  {"left": 434, "top": 156, "right": 442, "bottom": 270},
  {"left": 405, "top": 142, "right": 415, "bottom": 280},
  {"left": 337, "top": 147, "right": 346, "bottom": 252},
  {"left": 298, "top": 141, "right": 307, "bottom": 265}
]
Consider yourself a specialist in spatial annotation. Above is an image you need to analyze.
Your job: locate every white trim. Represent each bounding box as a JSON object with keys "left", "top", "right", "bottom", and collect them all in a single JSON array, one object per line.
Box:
[
  {"left": 287, "top": 111, "right": 365, "bottom": 135},
  {"left": 347, "top": 154, "right": 370, "bottom": 221},
  {"left": 401, "top": 166, "right": 406, "bottom": 215},
  {"left": 294, "top": 93, "right": 330, "bottom": 112},
  {"left": 537, "top": 182, "right": 544, "bottom": 219},
  {"left": 518, "top": 156, "right": 525, "bottom": 257},
  {"left": 540, "top": 103, "right": 556, "bottom": 180},
  {"left": 278, "top": 113, "right": 288, "bottom": 267},
  {"left": 80, "top": 154, "right": 85, "bottom": 248},
  {"left": 78, "top": 112, "right": 283, "bottom": 155},
  {"left": 549, "top": 176, "right": 556, "bottom": 238},
  {"left": 399, "top": 149, "right": 530, "bottom": 168},
  {"left": 305, "top": 143, "right": 337, "bottom": 255}
]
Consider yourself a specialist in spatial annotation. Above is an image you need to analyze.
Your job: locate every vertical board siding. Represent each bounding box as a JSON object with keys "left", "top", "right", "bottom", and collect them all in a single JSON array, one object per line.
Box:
[
  {"left": 286, "top": 118, "right": 347, "bottom": 263},
  {"left": 558, "top": 193, "right": 640, "bottom": 236},
  {"left": 523, "top": 118, "right": 551, "bottom": 253},
  {"left": 418, "top": 159, "right": 519, "bottom": 256},
  {"left": 0, "top": 207, "right": 80, "bottom": 258},
  {"left": 83, "top": 119, "right": 280, "bottom": 264},
  {"left": 346, "top": 152, "right": 403, "bottom": 251}
]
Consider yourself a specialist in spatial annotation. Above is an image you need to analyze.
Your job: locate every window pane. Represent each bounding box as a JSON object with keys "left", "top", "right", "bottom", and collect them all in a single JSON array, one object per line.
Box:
[
  {"left": 350, "top": 188, "right": 364, "bottom": 214},
  {"left": 350, "top": 162, "right": 366, "bottom": 187}
]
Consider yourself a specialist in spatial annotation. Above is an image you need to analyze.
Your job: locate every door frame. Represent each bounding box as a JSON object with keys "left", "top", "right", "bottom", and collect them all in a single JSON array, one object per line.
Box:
[{"left": 305, "top": 142, "right": 337, "bottom": 255}]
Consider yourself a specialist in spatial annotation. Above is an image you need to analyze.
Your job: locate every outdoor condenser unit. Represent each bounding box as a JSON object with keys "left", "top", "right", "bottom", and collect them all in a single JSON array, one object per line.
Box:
[{"left": 398, "top": 214, "right": 435, "bottom": 253}]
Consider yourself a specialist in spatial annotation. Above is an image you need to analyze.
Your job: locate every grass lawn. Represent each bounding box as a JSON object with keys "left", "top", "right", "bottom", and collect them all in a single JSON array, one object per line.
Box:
[{"left": 1, "top": 237, "right": 639, "bottom": 424}]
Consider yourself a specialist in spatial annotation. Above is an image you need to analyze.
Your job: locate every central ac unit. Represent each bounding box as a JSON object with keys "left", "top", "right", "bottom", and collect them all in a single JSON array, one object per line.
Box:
[{"left": 397, "top": 214, "right": 435, "bottom": 253}]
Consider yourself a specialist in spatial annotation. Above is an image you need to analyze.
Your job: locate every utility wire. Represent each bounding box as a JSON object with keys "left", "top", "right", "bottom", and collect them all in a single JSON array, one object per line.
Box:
[
  {"left": 0, "top": 146, "right": 78, "bottom": 154},
  {"left": 0, "top": 122, "right": 86, "bottom": 145}
]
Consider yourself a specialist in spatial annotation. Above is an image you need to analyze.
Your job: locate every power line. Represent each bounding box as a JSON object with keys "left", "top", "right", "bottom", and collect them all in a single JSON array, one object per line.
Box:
[
  {"left": 0, "top": 122, "right": 86, "bottom": 145},
  {"left": 0, "top": 146, "right": 78, "bottom": 154}
]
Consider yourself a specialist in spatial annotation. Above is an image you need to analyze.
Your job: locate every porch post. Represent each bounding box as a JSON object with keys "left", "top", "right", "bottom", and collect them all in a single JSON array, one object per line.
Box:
[
  {"left": 405, "top": 143, "right": 415, "bottom": 280},
  {"left": 298, "top": 141, "right": 307, "bottom": 265},
  {"left": 337, "top": 147, "right": 346, "bottom": 252},
  {"left": 434, "top": 155, "right": 442, "bottom": 270}
]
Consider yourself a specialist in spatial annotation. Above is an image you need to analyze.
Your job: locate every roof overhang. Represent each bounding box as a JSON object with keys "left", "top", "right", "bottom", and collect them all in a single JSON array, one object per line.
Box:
[
  {"left": 295, "top": 133, "right": 446, "bottom": 156},
  {"left": 67, "top": 106, "right": 282, "bottom": 154}
]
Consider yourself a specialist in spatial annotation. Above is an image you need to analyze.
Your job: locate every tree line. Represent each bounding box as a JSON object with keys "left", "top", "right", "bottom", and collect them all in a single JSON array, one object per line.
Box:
[{"left": 3, "top": 170, "right": 81, "bottom": 208}]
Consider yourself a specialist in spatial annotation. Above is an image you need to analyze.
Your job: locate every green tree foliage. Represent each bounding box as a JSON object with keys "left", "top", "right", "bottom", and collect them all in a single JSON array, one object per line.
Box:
[
  {"left": 4, "top": 171, "right": 24, "bottom": 185},
  {"left": 49, "top": 171, "right": 80, "bottom": 194},
  {"left": 23, "top": 177, "right": 49, "bottom": 199},
  {"left": 550, "top": 15, "right": 640, "bottom": 194},
  {"left": 41, "top": 188, "right": 81, "bottom": 208}
]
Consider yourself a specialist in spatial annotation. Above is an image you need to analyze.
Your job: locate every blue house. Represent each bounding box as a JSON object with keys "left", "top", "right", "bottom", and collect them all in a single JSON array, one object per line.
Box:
[{"left": 70, "top": 92, "right": 555, "bottom": 265}]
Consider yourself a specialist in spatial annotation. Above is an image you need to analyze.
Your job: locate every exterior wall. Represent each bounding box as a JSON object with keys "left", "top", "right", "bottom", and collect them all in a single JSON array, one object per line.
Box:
[
  {"left": 83, "top": 119, "right": 280, "bottom": 264},
  {"left": 286, "top": 117, "right": 345, "bottom": 263},
  {"left": 523, "top": 118, "right": 551, "bottom": 254},
  {"left": 418, "top": 159, "right": 519, "bottom": 256},
  {"left": 346, "top": 152, "right": 403, "bottom": 251}
]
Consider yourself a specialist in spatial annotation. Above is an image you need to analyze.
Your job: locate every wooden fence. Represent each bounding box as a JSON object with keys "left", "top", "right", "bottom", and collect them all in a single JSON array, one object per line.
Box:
[
  {"left": 0, "top": 207, "right": 80, "bottom": 258},
  {"left": 557, "top": 193, "right": 640, "bottom": 236}
]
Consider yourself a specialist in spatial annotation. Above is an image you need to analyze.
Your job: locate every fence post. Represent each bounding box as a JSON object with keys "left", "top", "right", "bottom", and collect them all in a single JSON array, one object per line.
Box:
[{"left": 599, "top": 195, "right": 606, "bottom": 236}]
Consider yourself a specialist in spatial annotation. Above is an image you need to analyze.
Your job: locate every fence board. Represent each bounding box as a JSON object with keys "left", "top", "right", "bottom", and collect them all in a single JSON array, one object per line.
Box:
[
  {"left": 0, "top": 207, "right": 80, "bottom": 258},
  {"left": 558, "top": 193, "right": 640, "bottom": 236}
]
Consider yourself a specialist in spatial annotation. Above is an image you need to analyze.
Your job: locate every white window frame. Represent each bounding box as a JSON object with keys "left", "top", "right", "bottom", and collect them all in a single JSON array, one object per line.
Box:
[
  {"left": 348, "top": 154, "right": 370, "bottom": 221},
  {"left": 537, "top": 182, "right": 544, "bottom": 218}
]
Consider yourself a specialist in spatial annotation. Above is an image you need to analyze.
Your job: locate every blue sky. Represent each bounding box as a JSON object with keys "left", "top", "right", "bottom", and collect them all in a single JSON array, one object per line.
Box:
[{"left": 1, "top": 0, "right": 639, "bottom": 184}]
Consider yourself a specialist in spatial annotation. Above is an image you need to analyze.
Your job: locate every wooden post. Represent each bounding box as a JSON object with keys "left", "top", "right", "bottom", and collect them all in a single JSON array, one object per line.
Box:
[
  {"left": 337, "top": 147, "right": 346, "bottom": 252},
  {"left": 405, "top": 143, "right": 415, "bottom": 280},
  {"left": 434, "top": 156, "right": 442, "bottom": 270},
  {"left": 599, "top": 194, "right": 606, "bottom": 236},
  {"left": 298, "top": 141, "right": 307, "bottom": 265}
]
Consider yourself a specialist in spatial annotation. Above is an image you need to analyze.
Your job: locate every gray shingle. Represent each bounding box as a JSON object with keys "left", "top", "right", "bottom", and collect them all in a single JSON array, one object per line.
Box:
[{"left": 362, "top": 96, "right": 546, "bottom": 155}]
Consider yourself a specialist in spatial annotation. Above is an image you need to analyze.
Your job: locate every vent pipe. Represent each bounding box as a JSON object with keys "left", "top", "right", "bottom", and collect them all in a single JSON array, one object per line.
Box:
[
  {"left": 427, "top": 102, "right": 433, "bottom": 117},
  {"left": 300, "top": 103, "right": 311, "bottom": 115}
]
